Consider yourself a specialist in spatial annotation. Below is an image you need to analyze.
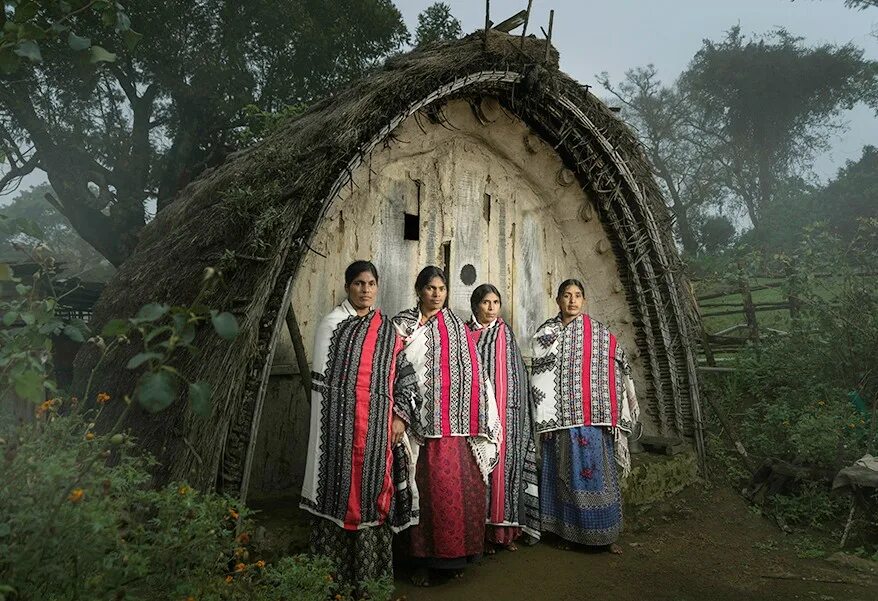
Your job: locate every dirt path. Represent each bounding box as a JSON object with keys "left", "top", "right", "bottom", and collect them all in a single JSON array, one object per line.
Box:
[{"left": 392, "top": 486, "right": 878, "bottom": 601}]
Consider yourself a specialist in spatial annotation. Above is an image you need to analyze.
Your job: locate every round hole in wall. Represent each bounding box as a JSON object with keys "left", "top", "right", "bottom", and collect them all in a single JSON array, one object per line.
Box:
[{"left": 460, "top": 264, "right": 477, "bottom": 286}]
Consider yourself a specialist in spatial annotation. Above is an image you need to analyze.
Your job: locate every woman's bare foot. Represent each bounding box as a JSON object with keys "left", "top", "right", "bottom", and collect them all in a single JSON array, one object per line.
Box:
[
  {"left": 555, "top": 540, "right": 573, "bottom": 551},
  {"left": 484, "top": 543, "right": 497, "bottom": 555},
  {"left": 452, "top": 569, "right": 465, "bottom": 580},
  {"left": 411, "top": 567, "right": 431, "bottom": 587},
  {"left": 504, "top": 542, "right": 518, "bottom": 552},
  {"left": 608, "top": 543, "right": 623, "bottom": 555}
]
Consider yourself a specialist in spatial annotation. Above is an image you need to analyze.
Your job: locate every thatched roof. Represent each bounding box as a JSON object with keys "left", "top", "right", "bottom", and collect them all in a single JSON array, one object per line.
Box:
[{"left": 75, "top": 30, "right": 704, "bottom": 497}]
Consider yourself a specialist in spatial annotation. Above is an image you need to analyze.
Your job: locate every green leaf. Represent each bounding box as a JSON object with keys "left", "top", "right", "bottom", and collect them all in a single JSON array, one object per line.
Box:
[
  {"left": 0, "top": 51, "right": 19, "bottom": 75},
  {"left": 137, "top": 371, "right": 178, "bottom": 413},
  {"left": 135, "top": 303, "right": 169, "bottom": 322},
  {"left": 211, "top": 312, "right": 238, "bottom": 340},
  {"left": 125, "top": 352, "right": 163, "bottom": 370},
  {"left": 2, "top": 311, "right": 19, "bottom": 326},
  {"left": 13, "top": 370, "right": 44, "bottom": 403},
  {"left": 88, "top": 45, "right": 116, "bottom": 64},
  {"left": 101, "top": 318, "right": 129, "bottom": 337},
  {"left": 14, "top": 2, "right": 39, "bottom": 22},
  {"left": 13, "top": 40, "right": 41, "bottom": 62},
  {"left": 0, "top": 522, "right": 10, "bottom": 537},
  {"left": 14, "top": 284, "right": 30, "bottom": 296},
  {"left": 0, "top": 263, "right": 11, "bottom": 281},
  {"left": 189, "top": 381, "right": 211, "bottom": 416},
  {"left": 68, "top": 32, "right": 91, "bottom": 51},
  {"left": 122, "top": 28, "right": 142, "bottom": 51},
  {"left": 101, "top": 9, "right": 116, "bottom": 27},
  {"left": 62, "top": 323, "right": 85, "bottom": 343}
]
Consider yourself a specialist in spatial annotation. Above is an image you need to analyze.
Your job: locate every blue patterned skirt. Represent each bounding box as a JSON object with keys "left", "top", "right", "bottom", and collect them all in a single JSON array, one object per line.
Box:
[{"left": 539, "top": 425, "right": 622, "bottom": 546}]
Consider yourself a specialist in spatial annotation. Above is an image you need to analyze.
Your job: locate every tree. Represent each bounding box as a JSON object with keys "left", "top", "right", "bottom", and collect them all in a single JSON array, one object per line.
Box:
[
  {"left": 1, "top": 183, "right": 114, "bottom": 279},
  {"left": 598, "top": 66, "right": 724, "bottom": 256},
  {"left": 814, "top": 145, "right": 878, "bottom": 240},
  {"left": 0, "top": 1, "right": 410, "bottom": 266},
  {"left": 414, "top": 2, "right": 461, "bottom": 47},
  {"left": 680, "top": 27, "right": 878, "bottom": 234},
  {"left": 697, "top": 214, "right": 736, "bottom": 253}
]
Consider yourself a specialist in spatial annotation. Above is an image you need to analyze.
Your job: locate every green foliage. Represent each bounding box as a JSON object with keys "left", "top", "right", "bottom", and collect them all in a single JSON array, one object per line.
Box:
[
  {"left": 0, "top": 407, "right": 254, "bottom": 601},
  {"left": 697, "top": 214, "right": 736, "bottom": 253},
  {"left": 414, "top": 2, "right": 461, "bottom": 47}
]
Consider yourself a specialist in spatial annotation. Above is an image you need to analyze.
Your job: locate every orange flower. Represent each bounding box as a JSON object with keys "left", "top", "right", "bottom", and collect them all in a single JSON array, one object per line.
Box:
[
  {"left": 234, "top": 547, "right": 245, "bottom": 557},
  {"left": 35, "top": 400, "right": 53, "bottom": 417},
  {"left": 236, "top": 531, "right": 250, "bottom": 544},
  {"left": 334, "top": 595, "right": 343, "bottom": 601},
  {"left": 228, "top": 508, "right": 239, "bottom": 520},
  {"left": 85, "top": 432, "right": 95, "bottom": 441},
  {"left": 234, "top": 562, "right": 246, "bottom": 573},
  {"left": 68, "top": 488, "right": 85, "bottom": 503},
  {"left": 256, "top": 560, "right": 266, "bottom": 569},
  {"left": 224, "top": 575, "right": 233, "bottom": 584},
  {"left": 184, "top": 597, "right": 195, "bottom": 601},
  {"left": 325, "top": 575, "right": 333, "bottom": 583},
  {"left": 96, "top": 392, "right": 111, "bottom": 405},
  {"left": 178, "top": 485, "right": 190, "bottom": 496}
]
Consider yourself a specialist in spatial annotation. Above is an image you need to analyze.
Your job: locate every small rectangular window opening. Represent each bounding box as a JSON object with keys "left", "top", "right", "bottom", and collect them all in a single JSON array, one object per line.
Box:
[{"left": 403, "top": 213, "right": 420, "bottom": 240}]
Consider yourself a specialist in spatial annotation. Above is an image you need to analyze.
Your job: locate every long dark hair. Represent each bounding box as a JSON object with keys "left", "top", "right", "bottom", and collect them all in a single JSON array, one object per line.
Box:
[
  {"left": 470, "top": 283, "right": 501, "bottom": 315},
  {"left": 344, "top": 260, "right": 379, "bottom": 286},
  {"left": 414, "top": 265, "right": 447, "bottom": 292},
  {"left": 556, "top": 278, "right": 585, "bottom": 299}
]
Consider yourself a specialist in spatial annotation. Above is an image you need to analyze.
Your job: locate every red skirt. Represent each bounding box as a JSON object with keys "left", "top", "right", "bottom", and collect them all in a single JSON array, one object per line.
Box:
[{"left": 409, "top": 436, "right": 486, "bottom": 565}]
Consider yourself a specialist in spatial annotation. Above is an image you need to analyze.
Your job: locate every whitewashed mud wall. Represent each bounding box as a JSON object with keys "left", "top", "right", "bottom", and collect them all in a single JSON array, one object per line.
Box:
[{"left": 248, "top": 99, "right": 649, "bottom": 499}]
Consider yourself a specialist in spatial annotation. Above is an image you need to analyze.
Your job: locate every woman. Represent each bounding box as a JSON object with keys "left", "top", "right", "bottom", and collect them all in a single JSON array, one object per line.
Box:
[
  {"left": 393, "top": 266, "right": 500, "bottom": 586},
  {"left": 466, "top": 284, "right": 540, "bottom": 552},
  {"left": 301, "top": 261, "right": 420, "bottom": 596},
  {"left": 530, "top": 279, "right": 639, "bottom": 553}
]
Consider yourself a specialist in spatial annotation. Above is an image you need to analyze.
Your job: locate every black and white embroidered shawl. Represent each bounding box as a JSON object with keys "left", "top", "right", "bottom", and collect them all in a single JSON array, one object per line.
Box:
[{"left": 300, "top": 300, "right": 420, "bottom": 531}]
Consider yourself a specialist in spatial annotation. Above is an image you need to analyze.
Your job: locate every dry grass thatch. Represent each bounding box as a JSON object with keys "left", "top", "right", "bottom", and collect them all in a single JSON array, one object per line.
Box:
[{"left": 74, "top": 30, "right": 705, "bottom": 496}]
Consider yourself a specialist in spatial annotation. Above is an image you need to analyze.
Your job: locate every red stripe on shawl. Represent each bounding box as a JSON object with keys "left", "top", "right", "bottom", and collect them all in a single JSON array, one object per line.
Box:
[
  {"left": 490, "top": 322, "right": 509, "bottom": 523},
  {"left": 581, "top": 315, "right": 592, "bottom": 425},
  {"left": 467, "top": 322, "right": 482, "bottom": 437},
  {"left": 344, "top": 313, "right": 382, "bottom": 529},
  {"left": 437, "top": 311, "right": 452, "bottom": 437},
  {"left": 609, "top": 333, "right": 619, "bottom": 427},
  {"left": 374, "top": 327, "right": 401, "bottom": 522}
]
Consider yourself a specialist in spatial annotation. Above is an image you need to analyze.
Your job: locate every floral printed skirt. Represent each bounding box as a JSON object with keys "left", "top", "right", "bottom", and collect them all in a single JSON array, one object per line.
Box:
[{"left": 539, "top": 425, "right": 622, "bottom": 546}]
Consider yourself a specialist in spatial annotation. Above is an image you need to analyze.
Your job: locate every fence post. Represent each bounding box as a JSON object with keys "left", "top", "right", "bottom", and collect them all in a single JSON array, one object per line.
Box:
[
  {"left": 786, "top": 266, "right": 802, "bottom": 321},
  {"left": 740, "top": 277, "right": 759, "bottom": 341}
]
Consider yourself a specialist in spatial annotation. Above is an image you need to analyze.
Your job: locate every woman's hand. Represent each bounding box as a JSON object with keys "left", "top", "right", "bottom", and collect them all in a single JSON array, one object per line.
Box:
[{"left": 391, "top": 415, "right": 407, "bottom": 445}]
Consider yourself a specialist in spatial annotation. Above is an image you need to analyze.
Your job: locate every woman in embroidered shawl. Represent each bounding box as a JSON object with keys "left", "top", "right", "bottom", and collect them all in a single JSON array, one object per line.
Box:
[
  {"left": 466, "top": 284, "right": 540, "bottom": 553},
  {"left": 531, "top": 279, "right": 639, "bottom": 554},
  {"left": 393, "top": 266, "right": 501, "bottom": 586},
  {"left": 301, "top": 261, "right": 420, "bottom": 596}
]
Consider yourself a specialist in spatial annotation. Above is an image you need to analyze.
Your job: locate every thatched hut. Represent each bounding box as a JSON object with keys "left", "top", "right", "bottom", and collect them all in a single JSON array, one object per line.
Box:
[{"left": 75, "top": 31, "right": 704, "bottom": 503}]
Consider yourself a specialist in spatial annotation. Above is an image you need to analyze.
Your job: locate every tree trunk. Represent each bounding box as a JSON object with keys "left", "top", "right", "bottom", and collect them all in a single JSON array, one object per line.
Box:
[{"left": 654, "top": 158, "right": 699, "bottom": 255}]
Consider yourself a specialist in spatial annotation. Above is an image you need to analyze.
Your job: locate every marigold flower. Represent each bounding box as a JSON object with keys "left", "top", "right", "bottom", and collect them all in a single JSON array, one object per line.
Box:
[
  {"left": 178, "top": 485, "right": 190, "bottom": 496},
  {"left": 335, "top": 595, "right": 343, "bottom": 601},
  {"left": 85, "top": 432, "right": 95, "bottom": 441},
  {"left": 325, "top": 575, "right": 333, "bottom": 582},
  {"left": 234, "top": 562, "right": 246, "bottom": 573},
  {"left": 236, "top": 531, "right": 250, "bottom": 544},
  {"left": 224, "top": 575, "right": 233, "bottom": 584},
  {"left": 235, "top": 547, "right": 245, "bottom": 557},
  {"left": 228, "top": 508, "right": 239, "bottom": 520},
  {"left": 96, "top": 392, "right": 111, "bottom": 405},
  {"left": 256, "top": 560, "right": 266, "bottom": 569},
  {"left": 36, "top": 400, "right": 53, "bottom": 416},
  {"left": 185, "top": 597, "right": 195, "bottom": 601},
  {"left": 68, "top": 488, "right": 85, "bottom": 503}
]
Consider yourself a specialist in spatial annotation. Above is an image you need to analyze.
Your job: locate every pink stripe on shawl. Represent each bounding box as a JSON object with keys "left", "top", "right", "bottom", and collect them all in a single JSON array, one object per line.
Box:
[
  {"left": 436, "top": 311, "right": 452, "bottom": 437},
  {"left": 581, "top": 315, "right": 592, "bottom": 425},
  {"left": 608, "top": 333, "right": 618, "bottom": 427},
  {"left": 489, "top": 323, "right": 509, "bottom": 523},
  {"left": 375, "top": 328, "right": 402, "bottom": 522},
  {"left": 467, "top": 323, "right": 482, "bottom": 437}
]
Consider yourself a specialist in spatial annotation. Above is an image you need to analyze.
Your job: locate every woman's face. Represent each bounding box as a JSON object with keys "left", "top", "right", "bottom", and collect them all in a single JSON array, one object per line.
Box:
[
  {"left": 345, "top": 270, "right": 378, "bottom": 311},
  {"left": 417, "top": 276, "right": 447, "bottom": 312},
  {"left": 475, "top": 292, "right": 501, "bottom": 325},
  {"left": 557, "top": 285, "right": 584, "bottom": 319}
]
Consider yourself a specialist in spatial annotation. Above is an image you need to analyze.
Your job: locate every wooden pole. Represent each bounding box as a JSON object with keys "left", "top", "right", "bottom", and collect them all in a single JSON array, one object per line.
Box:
[
  {"left": 285, "top": 304, "right": 311, "bottom": 401},
  {"left": 740, "top": 277, "right": 759, "bottom": 341},
  {"left": 484, "top": 0, "right": 490, "bottom": 50},
  {"left": 520, "top": 0, "right": 533, "bottom": 50},
  {"left": 544, "top": 9, "right": 554, "bottom": 62}
]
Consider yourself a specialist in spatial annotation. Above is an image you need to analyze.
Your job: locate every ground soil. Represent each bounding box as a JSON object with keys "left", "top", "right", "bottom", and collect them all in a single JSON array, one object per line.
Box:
[{"left": 390, "top": 485, "right": 878, "bottom": 601}]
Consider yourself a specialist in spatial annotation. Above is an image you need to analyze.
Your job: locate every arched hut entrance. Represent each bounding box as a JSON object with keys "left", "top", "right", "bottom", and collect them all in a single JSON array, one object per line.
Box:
[{"left": 76, "top": 32, "right": 704, "bottom": 502}]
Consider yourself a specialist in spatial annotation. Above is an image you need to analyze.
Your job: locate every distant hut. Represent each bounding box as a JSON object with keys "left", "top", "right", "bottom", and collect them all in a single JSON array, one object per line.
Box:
[{"left": 75, "top": 31, "right": 704, "bottom": 502}]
